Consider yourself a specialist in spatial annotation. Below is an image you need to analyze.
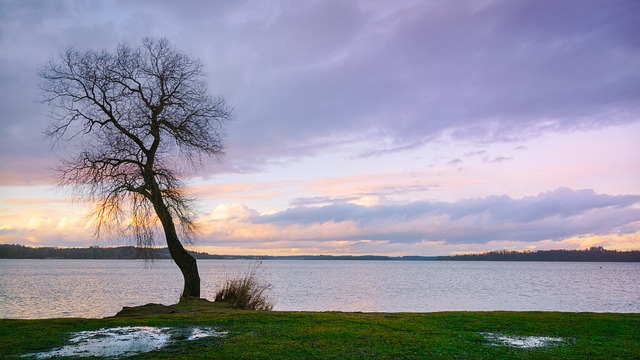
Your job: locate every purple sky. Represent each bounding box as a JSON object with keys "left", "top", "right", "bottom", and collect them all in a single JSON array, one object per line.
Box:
[{"left": 1, "top": 0, "right": 639, "bottom": 255}]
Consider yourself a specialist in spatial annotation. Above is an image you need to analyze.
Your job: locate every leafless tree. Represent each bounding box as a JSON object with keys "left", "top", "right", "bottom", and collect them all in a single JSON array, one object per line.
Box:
[{"left": 39, "top": 37, "right": 231, "bottom": 299}]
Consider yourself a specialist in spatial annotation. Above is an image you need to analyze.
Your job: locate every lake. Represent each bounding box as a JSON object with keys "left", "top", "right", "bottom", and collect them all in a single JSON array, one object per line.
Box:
[{"left": 1, "top": 259, "right": 639, "bottom": 319}]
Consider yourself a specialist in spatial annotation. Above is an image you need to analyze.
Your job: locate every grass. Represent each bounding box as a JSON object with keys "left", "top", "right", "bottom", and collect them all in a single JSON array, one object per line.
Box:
[
  {"left": 215, "top": 262, "right": 274, "bottom": 311},
  {"left": 1, "top": 301, "right": 638, "bottom": 359}
]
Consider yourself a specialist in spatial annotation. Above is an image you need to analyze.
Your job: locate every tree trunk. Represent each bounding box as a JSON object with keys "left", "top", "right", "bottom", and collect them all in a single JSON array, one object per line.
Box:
[
  {"left": 162, "top": 215, "right": 201, "bottom": 299},
  {"left": 148, "top": 185, "right": 201, "bottom": 299},
  {"left": 165, "top": 225, "right": 201, "bottom": 300}
]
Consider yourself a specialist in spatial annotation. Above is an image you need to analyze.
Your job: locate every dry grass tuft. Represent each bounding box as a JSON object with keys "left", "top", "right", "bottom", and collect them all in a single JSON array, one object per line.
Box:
[{"left": 215, "top": 262, "right": 274, "bottom": 311}]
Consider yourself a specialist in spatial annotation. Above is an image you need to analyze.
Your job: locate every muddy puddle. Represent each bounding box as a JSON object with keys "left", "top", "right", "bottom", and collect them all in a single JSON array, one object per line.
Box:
[
  {"left": 24, "top": 326, "right": 227, "bottom": 358},
  {"left": 481, "top": 332, "right": 565, "bottom": 349}
]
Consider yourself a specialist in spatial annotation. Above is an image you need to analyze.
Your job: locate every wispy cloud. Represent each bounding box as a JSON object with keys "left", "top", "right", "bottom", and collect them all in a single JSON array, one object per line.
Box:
[{"left": 482, "top": 156, "right": 512, "bottom": 164}]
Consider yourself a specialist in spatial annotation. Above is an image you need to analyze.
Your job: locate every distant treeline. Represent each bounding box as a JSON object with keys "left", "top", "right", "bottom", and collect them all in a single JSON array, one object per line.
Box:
[
  {"left": 1, "top": 244, "right": 638, "bottom": 262},
  {"left": 0, "top": 245, "right": 434, "bottom": 261},
  {"left": 444, "top": 247, "right": 640, "bottom": 262},
  {"left": 263, "top": 255, "right": 439, "bottom": 261},
  {"left": 0, "top": 244, "right": 224, "bottom": 260}
]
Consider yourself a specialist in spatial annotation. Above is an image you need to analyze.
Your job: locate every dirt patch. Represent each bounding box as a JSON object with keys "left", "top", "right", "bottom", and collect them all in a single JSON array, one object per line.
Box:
[
  {"left": 113, "top": 299, "right": 229, "bottom": 317},
  {"left": 113, "top": 303, "right": 177, "bottom": 317}
]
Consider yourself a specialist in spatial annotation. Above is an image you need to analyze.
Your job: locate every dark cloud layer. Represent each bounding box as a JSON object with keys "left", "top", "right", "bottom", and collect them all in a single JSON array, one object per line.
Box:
[
  {"left": 1, "top": 0, "right": 639, "bottom": 182},
  {"left": 252, "top": 188, "right": 640, "bottom": 244}
]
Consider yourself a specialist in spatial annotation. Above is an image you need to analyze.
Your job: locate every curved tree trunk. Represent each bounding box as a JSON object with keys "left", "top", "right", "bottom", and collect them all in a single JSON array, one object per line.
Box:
[
  {"left": 147, "top": 178, "right": 201, "bottom": 299},
  {"left": 164, "top": 223, "right": 201, "bottom": 299},
  {"left": 154, "top": 201, "right": 201, "bottom": 299}
]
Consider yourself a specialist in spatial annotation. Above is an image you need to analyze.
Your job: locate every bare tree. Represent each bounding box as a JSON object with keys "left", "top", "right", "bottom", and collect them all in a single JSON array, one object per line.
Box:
[{"left": 39, "top": 37, "right": 231, "bottom": 300}]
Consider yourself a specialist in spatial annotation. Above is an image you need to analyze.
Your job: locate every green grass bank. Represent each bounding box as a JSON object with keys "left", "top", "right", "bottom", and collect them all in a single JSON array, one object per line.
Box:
[{"left": 1, "top": 301, "right": 638, "bottom": 359}]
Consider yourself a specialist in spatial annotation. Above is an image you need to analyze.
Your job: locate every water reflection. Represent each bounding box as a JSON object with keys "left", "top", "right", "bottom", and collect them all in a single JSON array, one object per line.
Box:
[
  {"left": 24, "top": 326, "right": 227, "bottom": 358},
  {"left": 1, "top": 259, "right": 639, "bottom": 319}
]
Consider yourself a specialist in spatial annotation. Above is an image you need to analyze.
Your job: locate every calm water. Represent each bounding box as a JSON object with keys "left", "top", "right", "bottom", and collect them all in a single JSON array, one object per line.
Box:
[{"left": 1, "top": 259, "right": 638, "bottom": 319}]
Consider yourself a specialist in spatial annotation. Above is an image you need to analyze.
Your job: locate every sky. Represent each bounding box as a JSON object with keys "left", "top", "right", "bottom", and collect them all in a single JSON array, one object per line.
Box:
[{"left": 1, "top": 0, "right": 639, "bottom": 256}]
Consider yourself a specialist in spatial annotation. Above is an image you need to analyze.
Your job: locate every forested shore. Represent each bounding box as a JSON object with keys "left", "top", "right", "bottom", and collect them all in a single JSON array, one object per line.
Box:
[
  {"left": 0, "top": 244, "right": 223, "bottom": 260},
  {"left": 445, "top": 247, "right": 640, "bottom": 262},
  {"left": 1, "top": 244, "right": 638, "bottom": 262}
]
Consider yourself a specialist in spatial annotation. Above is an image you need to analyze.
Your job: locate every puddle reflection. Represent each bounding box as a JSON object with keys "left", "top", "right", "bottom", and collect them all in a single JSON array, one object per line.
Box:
[
  {"left": 481, "top": 332, "right": 565, "bottom": 348},
  {"left": 25, "top": 326, "right": 227, "bottom": 358}
]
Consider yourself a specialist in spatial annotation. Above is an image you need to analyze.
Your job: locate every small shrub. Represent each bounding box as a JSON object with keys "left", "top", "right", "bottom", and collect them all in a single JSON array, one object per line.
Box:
[{"left": 215, "top": 262, "right": 274, "bottom": 311}]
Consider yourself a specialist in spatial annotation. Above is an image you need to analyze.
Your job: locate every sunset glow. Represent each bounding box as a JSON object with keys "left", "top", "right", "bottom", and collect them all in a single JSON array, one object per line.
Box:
[{"left": 1, "top": 1, "right": 639, "bottom": 255}]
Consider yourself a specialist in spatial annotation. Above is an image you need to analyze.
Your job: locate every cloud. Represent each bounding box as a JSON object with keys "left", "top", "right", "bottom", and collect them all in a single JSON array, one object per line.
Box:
[
  {"left": 448, "top": 158, "right": 463, "bottom": 167},
  {"left": 199, "top": 203, "right": 258, "bottom": 222},
  {"left": 237, "top": 0, "right": 640, "bottom": 164},
  {"left": 290, "top": 196, "right": 359, "bottom": 207},
  {"left": 222, "top": 188, "right": 640, "bottom": 245},
  {"left": 3, "top": 188, "right": 639, "bottom": 254},
  {"left": 464, "top": 150, "right": 487, "bottom": 157},
  {"left": 482, "top": 155, "right": 512, "bottom": 163},
  {"left": 1, "top": 1, "right": 639, "bottom": 256},
  {"left": 0, "top": 228, "right": 16, "bottom": 236},
  {"left": 2, "top": 0, "right": 638, "bottom": 179}
]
